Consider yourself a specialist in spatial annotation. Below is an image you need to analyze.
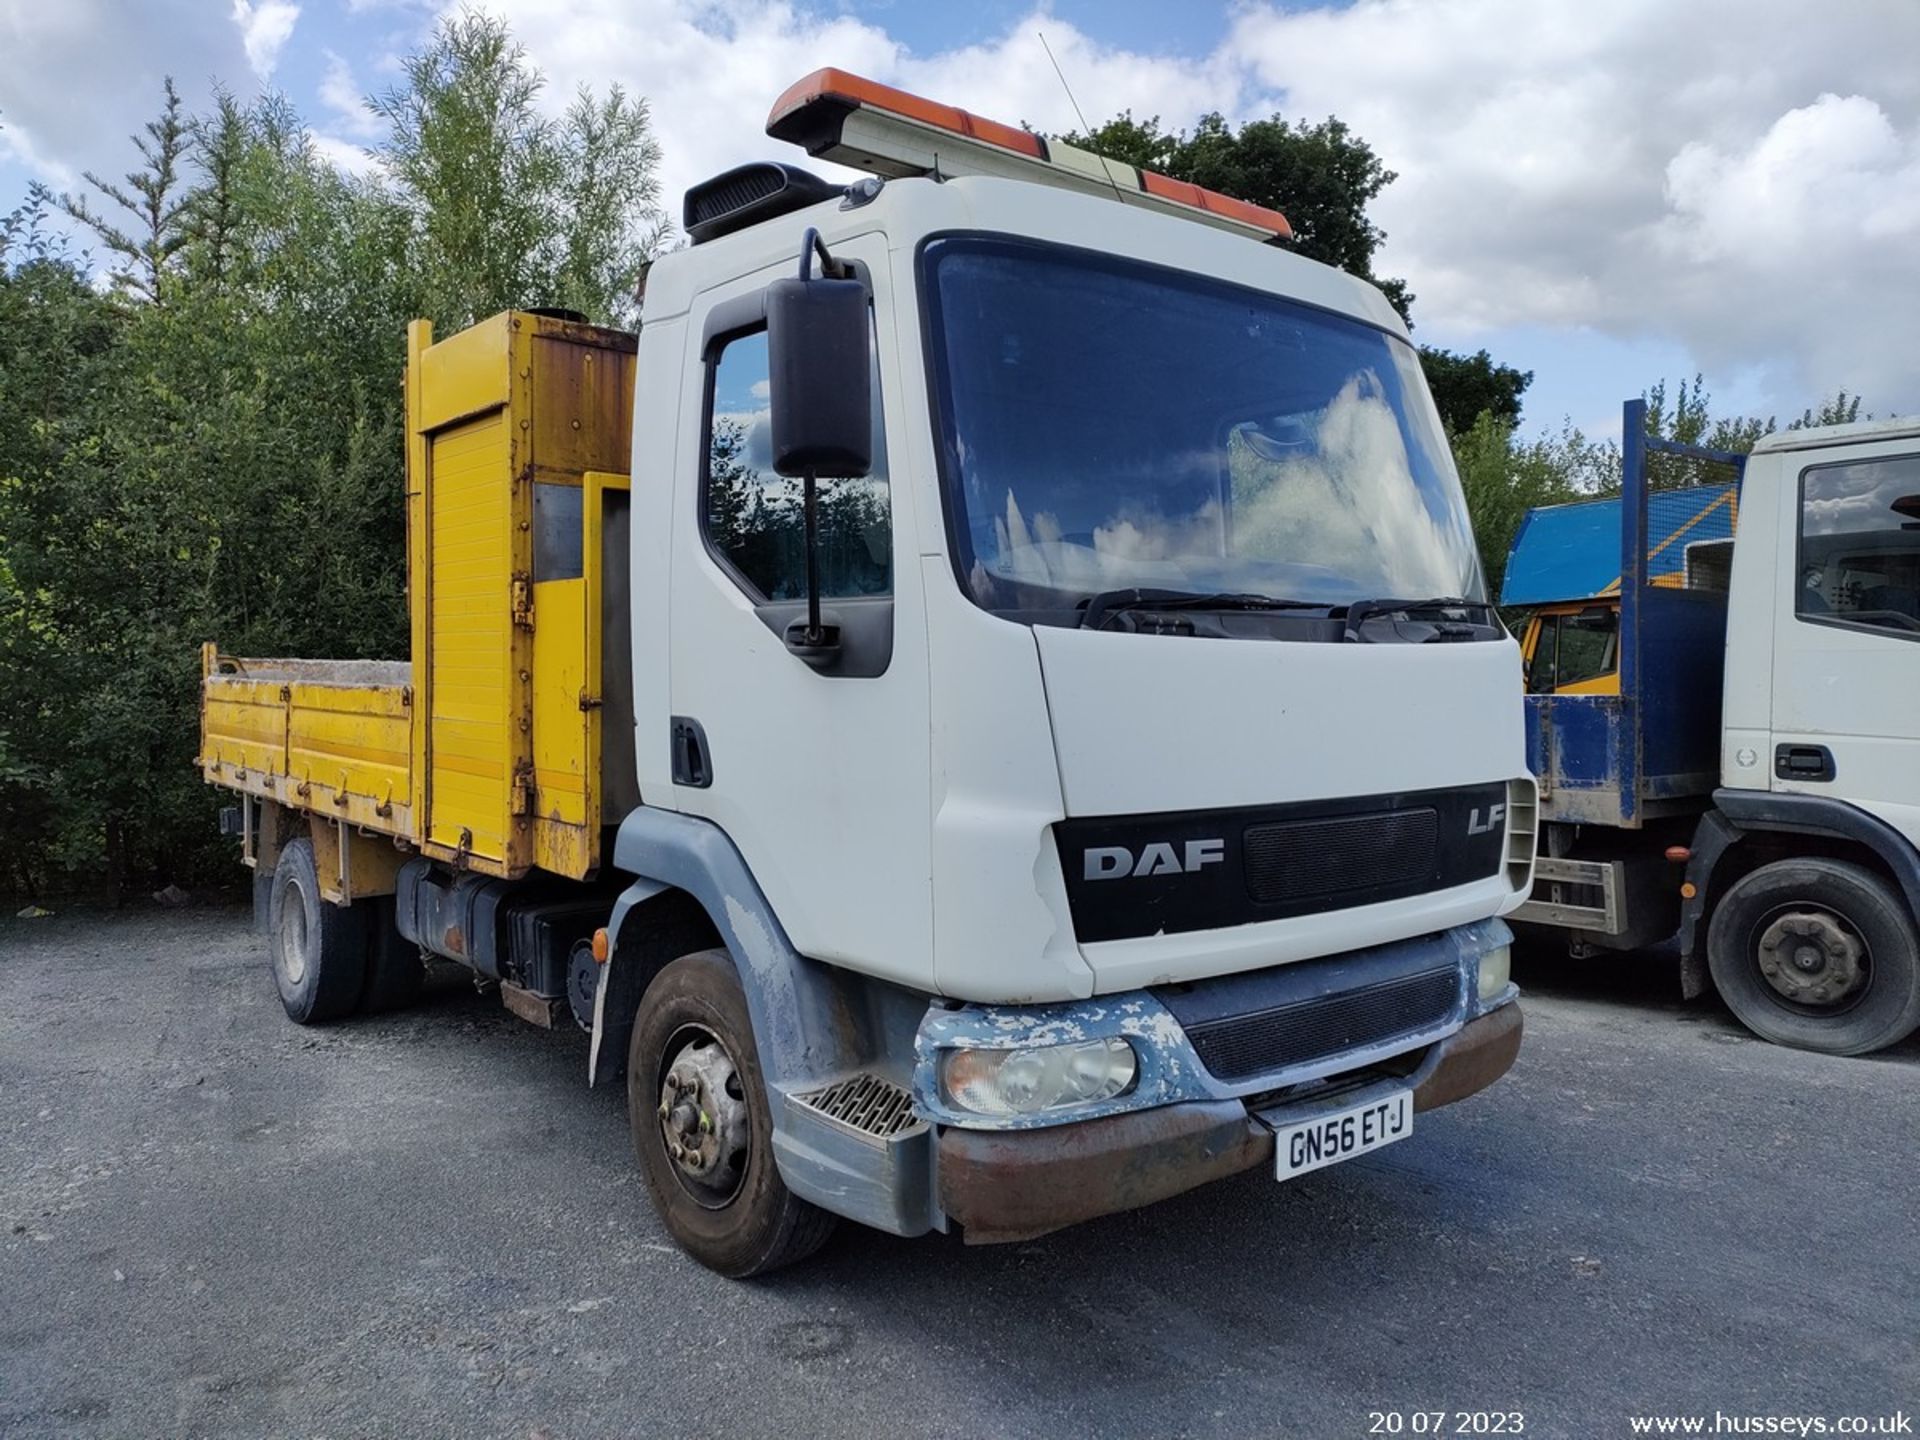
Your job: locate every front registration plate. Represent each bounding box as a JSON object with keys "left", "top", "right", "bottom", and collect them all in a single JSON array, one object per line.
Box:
[{"left": 1271, "top": 1089, "right": 1412, "bottom": 1181}]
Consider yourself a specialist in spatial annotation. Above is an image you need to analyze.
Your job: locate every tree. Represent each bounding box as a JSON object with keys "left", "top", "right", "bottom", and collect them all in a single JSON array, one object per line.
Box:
[
  {"left": 1450, "top": 412, "right": 1612, "bottom": 602},
  {"left": 1, "top": 16, "right": 671, "bottom": 897},
  {"left": 1633, "top": 375, "right": 1871, "bottom": 492},
  {"left": 1063, "top": 107, "right": 1545, "bottom": 430},
  {"left": 61, "top": 77, "right": 193, "bottom": 301},
  {"left": 1063, "top": 110, "right": 1412, "bottom": 318},
  {"left": 1419, "top": 348, "right": 1534, "bottom": 435},
  {"left": 372, "top": 12, "right": 664, "bottom": 329}
]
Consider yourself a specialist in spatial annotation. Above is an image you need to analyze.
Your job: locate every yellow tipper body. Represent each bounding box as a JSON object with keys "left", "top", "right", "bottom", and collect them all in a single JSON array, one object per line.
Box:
[{"left": 199, "top": 310, "right": 637, "bottom": 885}]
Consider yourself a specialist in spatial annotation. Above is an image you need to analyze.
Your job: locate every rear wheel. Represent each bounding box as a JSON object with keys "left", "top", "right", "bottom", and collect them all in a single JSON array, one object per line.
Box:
[
  {"left": 268, "top": 837, "right": 370, "bottom": 1024},
  {"left": 1707, "top": 857, "right": 1920, "bottom": 1055},
  {"left": 627, "top": 950, "right": 835, "bottom": 1276}
]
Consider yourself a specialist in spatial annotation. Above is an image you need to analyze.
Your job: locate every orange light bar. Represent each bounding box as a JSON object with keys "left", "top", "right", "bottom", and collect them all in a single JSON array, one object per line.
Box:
[
  {"left": 766, "top": 67, "right": 1292, "bottom": 242},
  {"left": 769, "top": 67, "right": 1044, "bottom": 160}
]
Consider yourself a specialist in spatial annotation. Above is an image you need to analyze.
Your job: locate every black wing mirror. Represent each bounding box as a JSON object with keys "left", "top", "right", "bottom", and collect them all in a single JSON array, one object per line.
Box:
[{"left": 766, "top": 228, "right": 871, "bottom": 664}]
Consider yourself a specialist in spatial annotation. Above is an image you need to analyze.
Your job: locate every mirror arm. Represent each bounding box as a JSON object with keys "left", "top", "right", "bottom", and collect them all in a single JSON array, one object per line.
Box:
[
  {"left": 802, "top": 467, "right": 824, "bottom": 646},
  {"left": 797, "top": 226, "right": 851, "bottom": 282}
]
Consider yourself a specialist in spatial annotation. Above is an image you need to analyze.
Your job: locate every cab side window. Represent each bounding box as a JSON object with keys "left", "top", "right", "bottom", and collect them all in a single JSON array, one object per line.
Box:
[
  {"left": 702, "top": 329, "right": 891, "bottom": 602},
  {"left": 1797, "top": 455, "right": 1920, "bottom": 638},
  {"left": 1526, "top": 610, "right": 1617, "bottom": 692}
]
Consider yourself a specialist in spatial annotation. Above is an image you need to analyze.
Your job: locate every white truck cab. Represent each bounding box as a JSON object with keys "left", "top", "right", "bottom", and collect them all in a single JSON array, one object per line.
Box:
[
  {"left": 598, "top": 72, "right": 1533, "bottom": 1270},
  {"left": 1722, "top": 419, "right": 1920, "bottom": 833}
]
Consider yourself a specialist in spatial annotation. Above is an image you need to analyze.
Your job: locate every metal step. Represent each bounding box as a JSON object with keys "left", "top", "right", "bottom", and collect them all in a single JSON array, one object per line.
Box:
[{"left": 793, "top": 1073, "right": 924, "bottom": 1140}]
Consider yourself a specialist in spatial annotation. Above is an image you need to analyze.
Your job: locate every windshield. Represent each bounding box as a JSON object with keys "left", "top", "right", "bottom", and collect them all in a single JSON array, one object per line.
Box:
[{"left": 920, "top": 236, "right": 1485, "bottom": 621}]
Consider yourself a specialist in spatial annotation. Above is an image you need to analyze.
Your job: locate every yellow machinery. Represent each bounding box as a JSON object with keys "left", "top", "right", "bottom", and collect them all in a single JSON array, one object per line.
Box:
[{"left": 199, "top": 310, "right": 638, "bottom": 900}]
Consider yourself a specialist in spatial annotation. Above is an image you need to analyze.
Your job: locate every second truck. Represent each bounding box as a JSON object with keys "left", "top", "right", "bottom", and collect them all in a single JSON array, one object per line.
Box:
[
  {"left": 1508, "top": 402, "right": 1920, "bottom": 1056},
  {"left": 199, "top": 69, "right": 1536, "bottom": 1275}
]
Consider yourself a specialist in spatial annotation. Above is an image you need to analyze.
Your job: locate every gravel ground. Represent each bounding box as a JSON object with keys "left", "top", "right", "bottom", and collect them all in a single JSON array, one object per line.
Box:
[{"left": 1, "top": 904, "right": 1915, "bottom": 1440}]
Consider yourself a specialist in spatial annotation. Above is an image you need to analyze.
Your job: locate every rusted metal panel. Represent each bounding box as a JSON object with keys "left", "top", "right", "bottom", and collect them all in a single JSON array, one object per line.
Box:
[
  {"left": 937, "top": 1099, "right": 1268, "bottom": 1244},
  {"left": 500, "top": 980, "right": 564, "bottom": 1028},
  {"left": 1409, "top": 1003, "right": 1522, "bottom": 1114}
]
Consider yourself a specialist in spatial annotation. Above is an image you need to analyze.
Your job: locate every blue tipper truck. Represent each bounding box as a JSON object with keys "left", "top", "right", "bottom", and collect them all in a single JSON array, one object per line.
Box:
[{"left": 1505, "top": 399, "right": 1920, "bottom": 1057}]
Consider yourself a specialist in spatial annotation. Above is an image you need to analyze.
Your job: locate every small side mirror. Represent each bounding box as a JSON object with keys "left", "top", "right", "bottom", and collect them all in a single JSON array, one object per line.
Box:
[{"left": 766, "top": 270, "right": 871, "bottom": 479}]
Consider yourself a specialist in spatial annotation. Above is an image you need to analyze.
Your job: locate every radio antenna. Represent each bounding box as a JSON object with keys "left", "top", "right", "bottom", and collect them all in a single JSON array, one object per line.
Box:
[{"left": 1038, "top": 31, "right": 1129, "bottom": 208}]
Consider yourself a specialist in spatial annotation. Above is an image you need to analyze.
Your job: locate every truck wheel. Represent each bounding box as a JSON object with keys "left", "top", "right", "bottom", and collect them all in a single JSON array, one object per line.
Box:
[
  {"left": 268, "top": 837, "right": 369, "bottom": 1024},
  {"left": 627, "top": 950, "right": 835, "bottom": 1277},
  {"left": 1706, "top": 858, "right": 1920, "bottom": 1055}
]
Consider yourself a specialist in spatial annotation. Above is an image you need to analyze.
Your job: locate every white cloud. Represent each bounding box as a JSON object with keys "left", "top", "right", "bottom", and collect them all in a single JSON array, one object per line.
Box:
[
  {"left": 463, "top": 0, "right": 1269, "bottom": 255},
  {"left": 312, "top": 133, "right": 383, "bottom": 177},
  {"left": 466, "top": 0, "right": 1920, "bottom": 413},
  {"left": 231, "top": 0, "right": 301, "bottom": 79},
  {"left": 0, "top": 0, "right": 251, "bottom": 203},
  {"left": 1223, "top": 0, "right": 1920, "bottom": 411},
  {"left": 4, "top": 0, "right": 1915, "bottom": 414},
  {"left": 320, "top": 50, "right": 381, "bottom": 139}
]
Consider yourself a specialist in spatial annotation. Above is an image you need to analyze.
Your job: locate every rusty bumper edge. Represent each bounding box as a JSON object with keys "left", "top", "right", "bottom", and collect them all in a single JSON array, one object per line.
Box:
[
  {"left": 938, "top": 1001, "right": 1524, "bottom": 1244},
  {"left": 1411, "top": 999, "right": 1523, "bottom": 1113}
]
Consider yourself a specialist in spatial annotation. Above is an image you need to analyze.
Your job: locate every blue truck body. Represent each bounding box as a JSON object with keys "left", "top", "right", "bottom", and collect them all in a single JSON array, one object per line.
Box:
[{"left": 1504, "top": 401, "right": 1747, "bottom": 829}]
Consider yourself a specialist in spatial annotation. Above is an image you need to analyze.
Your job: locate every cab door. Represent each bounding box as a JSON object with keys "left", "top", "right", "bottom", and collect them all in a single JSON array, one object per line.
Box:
[
  {"left": 665, "top": 237, "right": 934, "bottom": 987},
  {"left": 1769, "top": 444, "right": 1920, "bottom": 832}
]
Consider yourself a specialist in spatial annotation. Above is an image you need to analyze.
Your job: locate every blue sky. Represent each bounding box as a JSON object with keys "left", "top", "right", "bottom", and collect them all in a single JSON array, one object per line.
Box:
[{"left": 3, "top": 0, "right": 1914, "bottom": 438}]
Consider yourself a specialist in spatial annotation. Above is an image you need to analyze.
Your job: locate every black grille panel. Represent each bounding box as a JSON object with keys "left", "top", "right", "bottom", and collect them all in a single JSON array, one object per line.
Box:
[
  {"left": 1243, "top": 808, "right": 1437, "bottom": 904},
  {"left": 1183, "top": 964, "right": 1459, "bottom": 1081},
  {"left": 1055, "top": 781, "right": 1508, "bottom": 943}
]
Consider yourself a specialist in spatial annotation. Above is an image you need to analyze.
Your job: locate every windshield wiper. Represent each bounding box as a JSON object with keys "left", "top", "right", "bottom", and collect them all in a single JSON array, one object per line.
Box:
[
  {"left": 1077, "top": 588, "right": 1332, "bottom": 631},
  {"left": 1340, "top": 596, "right": 1498, "bottom": 643}
]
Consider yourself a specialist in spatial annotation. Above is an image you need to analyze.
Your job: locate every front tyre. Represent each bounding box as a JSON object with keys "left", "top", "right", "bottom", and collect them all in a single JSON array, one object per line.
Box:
[
  {"left": 1706, "top": 857, "right": 1920, "bottom": 1056},
  {"left": 627, "top": 950, "right": 835, "bottom": 1276},
  {"left": 268, "top": 837, "right": 370, "bottom": 1024}
]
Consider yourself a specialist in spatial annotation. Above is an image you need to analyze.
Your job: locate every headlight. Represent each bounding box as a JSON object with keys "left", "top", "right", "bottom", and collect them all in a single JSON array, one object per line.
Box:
[
  {"left": 1477, "top": 943, "right": 1513, "bottom": 1001},
  {"left": 941, "top": 1037, "right": 1137, "bottom": 1117}
]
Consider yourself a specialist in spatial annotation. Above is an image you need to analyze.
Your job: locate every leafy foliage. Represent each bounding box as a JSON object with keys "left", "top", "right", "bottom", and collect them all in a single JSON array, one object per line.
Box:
[
  {"left": 1060, "top": 109, "right": 1542, "bottom": 432},
  {"left": 373, "top": 12, "right": 665, "bottom": 330},
  {"left": 1462, "top": 376, "right": 1872, "bottom": 602},
  {"left": 1419, "top": 348, "right": 1535, "bottom": 435},
  {"left": 0, "top": 17, "right": 663, "bottom": 897},
  {"left": 1061, "top": 111, "right": 1412, "bottom": 318}
]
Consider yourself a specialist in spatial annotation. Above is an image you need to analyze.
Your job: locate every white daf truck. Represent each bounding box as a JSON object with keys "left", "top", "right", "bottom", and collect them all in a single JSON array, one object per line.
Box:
[{"left": 200, "top": 69, "right": 1536, "bottom": 1275}]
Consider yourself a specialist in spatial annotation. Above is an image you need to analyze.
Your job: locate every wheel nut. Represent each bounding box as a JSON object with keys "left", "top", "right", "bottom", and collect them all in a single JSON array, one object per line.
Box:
[{"left": 669, "top": 1141, "right": 683, "bottom": 1160}]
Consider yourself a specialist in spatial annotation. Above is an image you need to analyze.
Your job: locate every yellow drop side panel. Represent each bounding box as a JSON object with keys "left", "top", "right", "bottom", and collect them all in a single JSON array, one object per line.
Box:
[
  {"left": 198, "top": 647, "right": 416, "bottom": 838},
  {"left": 425, "top": 411, "right": 518, "bottom": 866}
]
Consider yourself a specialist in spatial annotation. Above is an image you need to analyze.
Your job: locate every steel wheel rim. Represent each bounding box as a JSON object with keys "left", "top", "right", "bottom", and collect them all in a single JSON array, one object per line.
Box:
[
  {"left": 275, "top": 880, "right": 308, "bottom": 987},
  {"left": 1749, "top": 901, "right": 1871, "bottom": 1015},
  {"left": 655, "top": 1023, "right": 752, "bottom": 1209}
]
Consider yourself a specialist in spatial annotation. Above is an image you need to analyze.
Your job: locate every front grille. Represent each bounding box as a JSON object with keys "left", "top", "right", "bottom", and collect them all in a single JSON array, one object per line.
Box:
[
  {"left": 1243, "top": 809, "right": 1438, "bottom": 904},
  {"left": 1183, "top": 965, "right": 1459, "bottom": 1082}
]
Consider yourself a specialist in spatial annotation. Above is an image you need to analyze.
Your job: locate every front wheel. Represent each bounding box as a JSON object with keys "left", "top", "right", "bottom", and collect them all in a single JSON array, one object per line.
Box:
[
  {"left": 1706, "top": 858, "right": 1920, "bottom": 1055},
  {"left": 627, "top": 950, "right": 835, "bottom": 1276}
]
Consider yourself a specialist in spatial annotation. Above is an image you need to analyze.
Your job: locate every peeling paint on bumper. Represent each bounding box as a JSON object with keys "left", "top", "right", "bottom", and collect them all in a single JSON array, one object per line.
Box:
[{"left": 937, "top": 1001, "right": 1523, "bottom": 1243}]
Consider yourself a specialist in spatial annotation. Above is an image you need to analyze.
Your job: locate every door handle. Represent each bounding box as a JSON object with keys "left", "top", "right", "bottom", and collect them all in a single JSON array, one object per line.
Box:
[
  {"left": 1774, "top": 744, "right": 1836, "bottom": 782},
  {"left": 670, "top": 717, "right": 712, "bottom": 788}
]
